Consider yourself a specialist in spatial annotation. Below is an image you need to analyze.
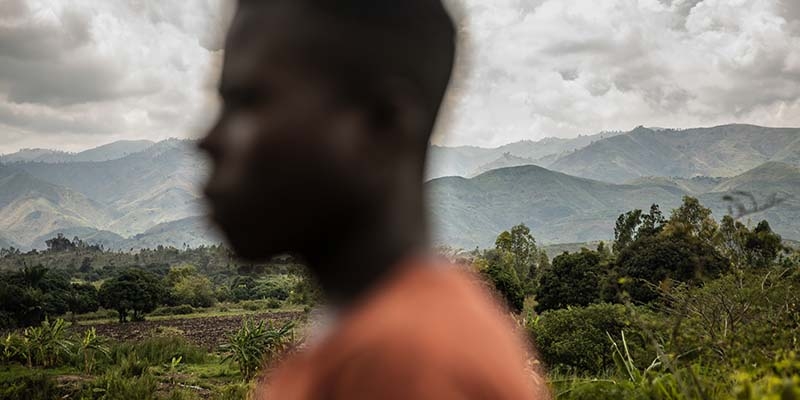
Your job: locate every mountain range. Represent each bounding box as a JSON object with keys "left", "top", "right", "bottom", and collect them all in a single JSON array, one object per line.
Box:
[
  {"left": 0, "top": 124, "right": 798, "bottom": 250},
  {"left": 427, "top": 161, "right": 800, "bottom": 248}
]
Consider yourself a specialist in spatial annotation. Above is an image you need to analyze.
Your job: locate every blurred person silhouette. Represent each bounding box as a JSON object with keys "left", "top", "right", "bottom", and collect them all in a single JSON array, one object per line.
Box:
[{"left": 199, "top": 0, "right": 549, "bottom": 398}]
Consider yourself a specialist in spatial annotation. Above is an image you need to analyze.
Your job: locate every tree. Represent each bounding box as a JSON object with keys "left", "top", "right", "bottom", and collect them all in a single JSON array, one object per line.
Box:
[
  {"left": 99, "top": 269, "right": 166, "bottom": 322},
  {"left": 535, "top": 250, "right": 603, "bottom": 312},
  {"left": 664, "top": 196, "right": 718, "bottom": 243},
  {"left": 613, "top": 204, "right": 665, "bottom": 253},
  {"left": 717, "top": 217, "right": 784, "bottom": 269},
  {"left": 67, "top": 283, "right": 100, "bottom": 322},
  {"left": 45, "top": 234, "right": 76, "bottom": 252},
  {"left": 479, "top": 250, "right": 525, "bottom": 313},
  {"left": 173, "top": 275, "right": 216, "bottom": 308},
  {"left": 494, "top": 224, "right": 538, "bottom": 282},
  {"left": 616, "top": 232, "right": 730, "bottom": 303}
]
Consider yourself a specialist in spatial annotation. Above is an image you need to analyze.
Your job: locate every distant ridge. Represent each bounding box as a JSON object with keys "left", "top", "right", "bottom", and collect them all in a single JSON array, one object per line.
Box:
[
  {"left": 428, "top": 161, "right": 800, "bottom": 249},
  {"left": 0, "top": 140, "right": 155, "bottom": 164},
  {"left": 548, "top": 124, "right": 800, "bottom": 183},
  {"left": 1, "top": 125, "right": 798, "bottom": 251}
]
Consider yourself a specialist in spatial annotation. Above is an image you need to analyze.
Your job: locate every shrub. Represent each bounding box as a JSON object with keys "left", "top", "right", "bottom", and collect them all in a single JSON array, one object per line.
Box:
[
  {"left": 80, "top": 369, "right": 159, "bottom": 400},
  {"left": 151, "top": 304, "right": 196, "bottom": 316},
  {"left": 222, "top": 319, "right": 296, "bottom": 381},
  {"left": 109, "top": 336, "right": 208, "bottom": 366},
  {"left": 266, "top": 298, "right": 281, "bottom": 309},
  {"left": 530, "top": 303, "right": 654, "bottom": 375},
  {"left": 0, "top": 373, "right": 61, "bottom": 400}
]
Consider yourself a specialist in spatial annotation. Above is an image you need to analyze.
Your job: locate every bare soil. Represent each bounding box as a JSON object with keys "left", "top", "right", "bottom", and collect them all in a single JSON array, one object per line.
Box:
[{"left": 71, "top": 311, "right": 304, "bottom": 349}]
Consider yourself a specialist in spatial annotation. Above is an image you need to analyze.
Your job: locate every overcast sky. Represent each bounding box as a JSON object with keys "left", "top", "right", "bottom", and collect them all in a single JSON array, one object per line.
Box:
[{"left": 1, "top": 0, "right": 799, "bottom": 153}]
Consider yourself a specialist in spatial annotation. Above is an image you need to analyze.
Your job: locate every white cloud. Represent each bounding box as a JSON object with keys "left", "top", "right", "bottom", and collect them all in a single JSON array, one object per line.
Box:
[
  {"left": 0, "top": 0, "right": 233, "bottom": 153},
  {"left": 0, "top": 0, "right": 798, "bottom": 152},
  {"left": 434, "top": 0, "right": 800, "bottom": 146}
]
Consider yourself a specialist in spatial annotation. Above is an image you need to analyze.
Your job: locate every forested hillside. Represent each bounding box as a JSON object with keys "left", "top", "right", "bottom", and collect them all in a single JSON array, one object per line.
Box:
[{"left": 428, "top": 162, "right": 800, "bottom": 248}]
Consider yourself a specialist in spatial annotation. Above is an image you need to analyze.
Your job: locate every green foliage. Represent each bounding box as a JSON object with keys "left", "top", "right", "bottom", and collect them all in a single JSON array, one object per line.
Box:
[
  {"left": 99, "top": 268, "right": 167, "bottom": 322},
  {"left": 479, "top": 250, "right": 525, "bottom": 312},
  {"left": 151, "top": 304, "right": 196, "bottom": 316},
  {"left": 495, "top": 223, "right": 539, "bottom": 282},
  {"left": 81, "top": 368, "right": 159, "bottom": 400},
  {"left": 662, "top": 270, "right": 800, "bottom": 366},
  {"left": 21, "top": 318, "right": 73, "bottom": 368},
  {"left": 613, "top": 204, "right": 665, "bottom": 253},
  {"left": 0, "top": 373, "right": 60, "bottom": 400},
  {"left": 109, "top": 336, "right": 209, "bottom": 366},
  {"left": 717, "top": 216, "right": 785, "bottom": 269},
  {"left": 222, "top": 319, "right": 296, "bottom": 381},
  {"left": 530, "top": 303, "right": 654, "bottom": 375},
  {"left": 0, "top": 266, "right": 73, "bottom": 328},
  {"left": 615, "top": 232, "right": 729, "bottom": 303},
  {"left": 535, "top": 250, "right": 604, "bottom": 312},
  {"left": 77, "top": 327, "right": 110, "bottom": 374},
  {"left": 68, "top": 282, "right": 100, "bottom": 318}
]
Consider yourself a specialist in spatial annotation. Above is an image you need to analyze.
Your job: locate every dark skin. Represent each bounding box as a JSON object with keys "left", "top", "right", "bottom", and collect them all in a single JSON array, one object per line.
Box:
[{"left": 199, "top": 4, "right": 432, "bottom": 306}]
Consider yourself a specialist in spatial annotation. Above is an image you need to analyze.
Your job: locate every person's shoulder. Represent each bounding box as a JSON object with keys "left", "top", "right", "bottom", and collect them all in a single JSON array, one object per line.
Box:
[{"left": 347, "top": 262, "right": 532, "bottom": 373}]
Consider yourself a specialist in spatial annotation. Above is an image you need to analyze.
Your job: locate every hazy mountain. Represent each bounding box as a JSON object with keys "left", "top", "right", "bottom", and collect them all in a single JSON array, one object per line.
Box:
[
  {"left": 1, "top": 130, "right": 798, "bottom": 252},
  {"left": 0, "top": 166, "right": 115, "bottom": 247},
  {"left": 30, "top": 227, "right": 126, "bottom": 251},
  {"left": 0, "top": 149, "right": 71, "bottom": 163},
  {"left": 428, "top": 162, "right": 800, "bottom": 249},
  {"left": 548, "top": 124, "right": 800, "bottom": 183},
  {"left": 426, "top": 165, "right": 687, "bottom": 249},
  {"left": 625, "top": 176, "right": 724, "bottom": 195},
  {"left": 0, "top": 140, "right": 154, "bottom": 164},
  {"left": 12, "top": 139, "right": 206, "bottom": 236},
  {"left": 124, "top": 216, "right": 222, "bottom": 250},
  {"left": 469, "top": 153, "right": 537, "bottom": 177},
  {"left": 426, "top": 130, "right": 623, "bottom": 179}
]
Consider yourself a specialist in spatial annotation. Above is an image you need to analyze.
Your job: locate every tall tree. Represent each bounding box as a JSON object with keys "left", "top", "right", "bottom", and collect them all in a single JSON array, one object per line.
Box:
[{"left": 494, "top": 224, "right": 538, "bottom": 282}]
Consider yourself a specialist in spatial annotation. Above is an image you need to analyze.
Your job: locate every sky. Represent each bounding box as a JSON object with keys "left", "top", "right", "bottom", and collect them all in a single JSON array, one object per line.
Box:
[{"left": 1, "top": 0, "right": 799, "bottom": 153}]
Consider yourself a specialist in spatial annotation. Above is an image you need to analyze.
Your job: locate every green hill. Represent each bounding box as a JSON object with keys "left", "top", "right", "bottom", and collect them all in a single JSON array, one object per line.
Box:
[
  {"left": 428, "top": 162, "right": 800, "bottom": 249},
  {"left": 427, "top": 164, "right": 687, "bottom": 249},
  {"left": 0, "top": 166, "right": 116, "bottom": 247}
]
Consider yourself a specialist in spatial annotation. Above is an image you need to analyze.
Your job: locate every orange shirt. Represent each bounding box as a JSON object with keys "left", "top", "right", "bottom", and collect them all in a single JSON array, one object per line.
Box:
[{"left": 257, "top": 259, "right": 549, "bottom": 399}]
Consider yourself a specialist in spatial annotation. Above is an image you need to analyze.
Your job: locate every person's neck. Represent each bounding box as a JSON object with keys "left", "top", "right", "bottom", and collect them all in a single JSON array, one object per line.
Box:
[{"left": 304, "top": 182, "right": 428, "bottom": 308}]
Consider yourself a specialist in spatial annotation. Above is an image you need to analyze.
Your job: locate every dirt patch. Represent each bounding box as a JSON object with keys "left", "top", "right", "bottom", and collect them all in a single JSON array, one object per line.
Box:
[{"left": 72, "top": 311, "right": 304, "bottom": 349}]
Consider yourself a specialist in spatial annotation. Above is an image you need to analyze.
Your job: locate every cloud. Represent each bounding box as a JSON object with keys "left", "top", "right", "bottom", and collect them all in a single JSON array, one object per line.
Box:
[
  {"left": 433, "top": 0, "right": 800, "bottom": 147},
  {"left": 0, "top": 0, "right": 234, "bottom": 153},
  {"left": 0, "top": 0, "right": 798, "bottom": 152}
]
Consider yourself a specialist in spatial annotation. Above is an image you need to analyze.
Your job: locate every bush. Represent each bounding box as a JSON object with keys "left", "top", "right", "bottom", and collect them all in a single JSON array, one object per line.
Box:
[
  {"left": 109, "top": 336, "right": 208, "bottom": 366},
  {"left": 266, "top": 298, "right": 281, "bottom": 309},
  {"left": 0, "top": 373, "right": 62, "bottom": 400},
  {"left": 530, "top": 303, "right": 655, "bottom": 375},
  {"left": 151, "top": 304, "right": 196, "bottom": 316},
  {"left": 222, "top": 319, "right": 296, "bottom": 381},
  {"left": 80, "top": 369, "right": 159, "bottom": 400}
]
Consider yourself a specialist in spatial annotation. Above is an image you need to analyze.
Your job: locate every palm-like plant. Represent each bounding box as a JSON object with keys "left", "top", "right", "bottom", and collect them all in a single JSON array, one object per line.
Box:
[
  {"left": 221, "top": 319, "right": 296, "bottom": 381},
  {"left": 23, "top": 318, "right": 73, "bottom": 367},
  {"left": 77, "top": 327, "right": 110, "bottom": 374}
]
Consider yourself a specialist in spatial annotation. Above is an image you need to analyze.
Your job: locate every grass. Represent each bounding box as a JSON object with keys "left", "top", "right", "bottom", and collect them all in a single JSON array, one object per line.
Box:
[{"left": 71, "top": 303, "right": 305, "bottom": 326}]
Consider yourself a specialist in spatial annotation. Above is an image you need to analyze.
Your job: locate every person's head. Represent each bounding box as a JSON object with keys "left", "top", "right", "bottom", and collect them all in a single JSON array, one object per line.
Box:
[{"left": 200, "top": 0, "right": 456, "bottom": 261}]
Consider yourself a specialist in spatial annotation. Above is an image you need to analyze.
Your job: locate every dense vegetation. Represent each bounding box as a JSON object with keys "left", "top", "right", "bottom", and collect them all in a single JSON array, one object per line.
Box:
[
  {"left": 1, "top": 195, "right": 799, "bottom": 398},
  {"left": 475, "top": 196, "right": 800, "bottom": 399},
  {"left": 0, "top": 239, "right": 313, "bottom": 398}
]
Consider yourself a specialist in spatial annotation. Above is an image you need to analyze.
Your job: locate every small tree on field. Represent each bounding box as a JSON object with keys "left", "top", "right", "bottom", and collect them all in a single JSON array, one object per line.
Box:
[{"left": 99, "top": 269, "right": 166, "bottom": 322}]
